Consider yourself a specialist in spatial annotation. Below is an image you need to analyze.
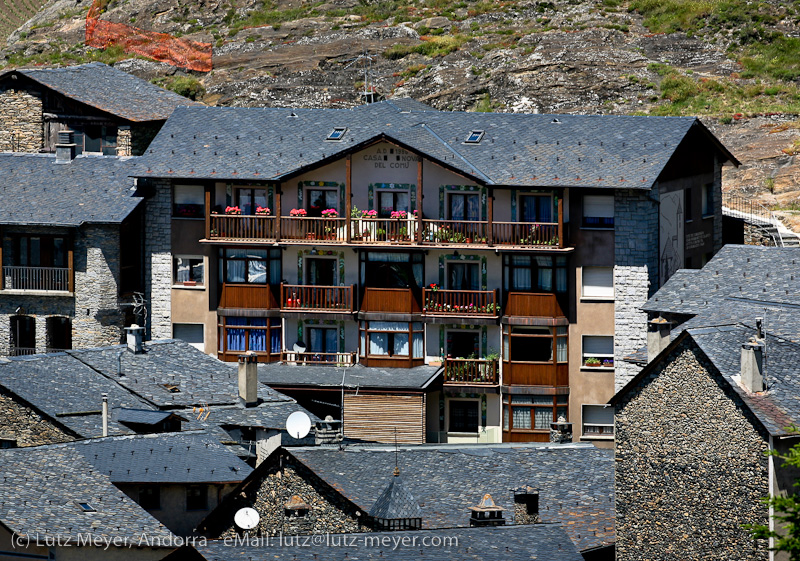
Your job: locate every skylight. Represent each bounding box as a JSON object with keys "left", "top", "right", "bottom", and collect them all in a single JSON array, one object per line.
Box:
[
  {"left": 75, "top": 501, "right": 96, "bottom": 512},
  {"left": 327, "top": 127, "right": 348, "bottom": 141},
  {"left": 465, "top": 130, "right": 485, "bottom": 144}
]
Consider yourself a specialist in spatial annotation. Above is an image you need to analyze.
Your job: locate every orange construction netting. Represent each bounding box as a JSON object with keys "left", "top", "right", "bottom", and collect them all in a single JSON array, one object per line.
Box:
[{"left": 86, "top": 0, "right": 212, "bottom": 72}]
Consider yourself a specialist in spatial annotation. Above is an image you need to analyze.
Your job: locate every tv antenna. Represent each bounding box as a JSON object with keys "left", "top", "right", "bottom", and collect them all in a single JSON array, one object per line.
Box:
[
  {"left": 344, "top": 48, "right": 376, "bottom": 104},
  {"left": 285, "top": 411, "right": 312, "bottom": 439}
]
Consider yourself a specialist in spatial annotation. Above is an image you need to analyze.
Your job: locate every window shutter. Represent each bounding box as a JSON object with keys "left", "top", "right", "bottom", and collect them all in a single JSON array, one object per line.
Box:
[
  {"left": 583, "top": 336, "right": 613, "bottom": 356},
  {"left": 582, "top": 267, "right": 614, "bottom": 298},
  {"left": 583, "top": 195, "right": 614, "bottom": 218},
  {"left": 583, "top": 405, "right": 613, "bottom": 425}
]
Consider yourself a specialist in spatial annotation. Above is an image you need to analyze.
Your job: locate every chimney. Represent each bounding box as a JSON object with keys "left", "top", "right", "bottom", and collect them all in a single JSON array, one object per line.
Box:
[
  {"left": 238, "top": 352, "right": 258, "bottom": 407},
  {"left": 647, "top": 317, "right": 672, "bottom": 362},
  {"left": 513, "top": 486, "right": 540, "bottom": 524},
  {"left": 101, "top": 393, "right": 108, "bottom": 437},
  {"left": 741, "top": 337, "right": 765, "bottom": 393},
  {"left": 125, "top": 324, "right": 145, "bottom": 354},
  {"left": 468, "top": 494, "right": 506, "bottom": 527},
  {"left": 55, "top": 129, "right": 76, "bottom": 164}
]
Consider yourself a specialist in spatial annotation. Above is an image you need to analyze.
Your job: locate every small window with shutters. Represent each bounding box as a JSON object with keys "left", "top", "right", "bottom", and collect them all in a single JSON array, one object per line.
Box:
[
  {"left": 581, "top": 267, "right": 614, "bottom": 300},
  {"left": 582, "top": 335, "right": 614, "bottom": 368},
  {"left": 582, "top": 404, "right": 614, "bottom": 438},
  {"left": 582, "top": 195, "right": 614, "bottom": 228}
]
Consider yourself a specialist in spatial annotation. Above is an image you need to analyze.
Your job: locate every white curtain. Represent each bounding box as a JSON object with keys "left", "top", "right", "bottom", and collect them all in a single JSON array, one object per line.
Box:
[
  {"left": 369, "top": 333, "right": 389, "bottom": 355},
  {"left": 393, "top": 333, "right": 409, "bottom": 356},
  {"left": 512, "top": 407, "right": 531, "bottom": 429},
  {"left": 413, "top": 332, "right": 423, "bottom": 358}
]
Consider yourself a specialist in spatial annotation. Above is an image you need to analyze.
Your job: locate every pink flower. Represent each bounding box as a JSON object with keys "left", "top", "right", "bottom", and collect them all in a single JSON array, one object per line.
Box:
[{"left": 290, "top": 208, "right": 307, "bottom": 217}]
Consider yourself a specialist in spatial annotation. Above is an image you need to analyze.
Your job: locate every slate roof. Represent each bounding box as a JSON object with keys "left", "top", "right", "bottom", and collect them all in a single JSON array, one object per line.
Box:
[
  {"left": 0, "top": 153, "right": 142, "bottom": 226},
  {"left": 0, "top": 445, "right": 173, "bottom": 544},
  {"left": 50, "top": 432, "right": 252, "bottom": 484},
  {"left": 9, "top": 62, "right": 201, "bottom": 122},
  {"left": 369, "top": 473, "right": 423, "bottom": 520},
  {"left": 259, "top": 362, "right": 441, "bottom": 390},
  {"left": 180, "top": 524, "right": 585, "bottom": 561},
  {"left": 289, "top": 443, "right": 614, "bottom": 551},
  {"left": 116, "top": 408, "right": 182, "bottom": 426},
  {"left": 136, "top": 100, "right": 737, "bottom": 188}
]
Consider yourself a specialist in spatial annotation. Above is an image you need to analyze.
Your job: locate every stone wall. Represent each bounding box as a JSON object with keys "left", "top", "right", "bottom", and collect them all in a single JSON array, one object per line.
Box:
[
  {"left": 713, "top": 154, "right": 723, "bottom": 252},
  {"left": 0, "top": 389, "right": 75, "bottom": 446},
  {"left": 212, "top": 455, "right": 369, "bottom": 538},
  {"left": 615, "top": 340, "right": 769, "bottom": 561},
  {"left": 0, "top": 85, "right": 43, "bottom": 152},
  {"left": 613, "top": 189, "right": 659, "bottom": 391},
  {"left": 117, "top": 126, "right": 132, "bottom": 157},
  {"left": 143, "top": 178, "right": 172, "bottom": 340},
  {"left": 131, "top": 123, "right": 163, "bottom": 156},
  {"left": 744, "top": 223, "right": 776, "bottom": 247}
]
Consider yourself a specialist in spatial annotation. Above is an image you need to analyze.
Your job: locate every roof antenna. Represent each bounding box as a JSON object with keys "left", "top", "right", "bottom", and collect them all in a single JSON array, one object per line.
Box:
[
  {"left": 344, "top": 46, "right": 375, "bottom": 105},
  {"left": 394, "top": 427, "right": 399, "bottom": 476}
]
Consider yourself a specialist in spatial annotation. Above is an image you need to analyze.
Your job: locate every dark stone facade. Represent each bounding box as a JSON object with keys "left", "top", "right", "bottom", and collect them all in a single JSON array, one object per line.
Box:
[
  {"left": 0, "top": 390, "right": 74, "bottom": 446},
  {"left": 615, "top": 339, "right": 769, "bottom": 560}
]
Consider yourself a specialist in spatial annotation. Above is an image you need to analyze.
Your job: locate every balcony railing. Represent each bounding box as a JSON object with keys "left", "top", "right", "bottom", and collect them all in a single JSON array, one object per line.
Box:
[
  {"left": 360, "top": 287, "right": 421, "bottom": 314},
  {"left": 4, "top": 266, "right": 71, "bottom": 292},
  {"left": 219, "top": 283, "right": 278, "bottom": 309},
  {"left": 422, "top": 288, "right": 499, "bottom": 317},
  {"left": 281, "top": 217, "right": 346, "bottom": 242},
  {"left": 492, "top": 222, "right": 560, "bottom": 247},
  {"left": 280, "top": 284, "right": 355, "bottom": 313},
  {"left": 443, "top": 358, "right": 499, "bottom": 385},
  {"left": 351, "top": 218, "right": 416, "bottom": 243},
  {"left": 9, "top": 347, "right": 37, "bottom": 356},
  {"left": 420, "top": 219, "right": 489, "bottom": 244},
  {"left": 281, "top": 350, "right": 357, "bottom": 366},
  {"left": 209, "top": 214, "right": 275, "bottom": 240}
]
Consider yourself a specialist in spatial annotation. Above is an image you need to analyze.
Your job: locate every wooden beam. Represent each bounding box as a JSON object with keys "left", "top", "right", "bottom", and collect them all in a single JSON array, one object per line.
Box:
[
  {"left": 558, "top": 191, "right": 564, "bottom": 248},
  {"left": 416, "top": 158, "right": 423, "bottom": 244},
  {"left": 275, "top": 184, "right": 282, "bottom": 242},
  {"left": 0, "top": 226, "right": 3, "bottom": 290},
  {"left": 204, "top": 185, "right": 211, "bottom": 240},
  {"left": 346, "top": 154, "right": 352, "bottom": 243},
  {"left": 67, "top": 237, "right": 74, "bottom": 294},
  {"left": 487, "top": 187, "right": 494, "bottom": 247}
]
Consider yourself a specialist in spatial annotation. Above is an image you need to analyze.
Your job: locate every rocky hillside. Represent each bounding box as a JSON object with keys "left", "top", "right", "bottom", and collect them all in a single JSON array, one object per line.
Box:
[{"left": 2, "top": 0, "right": 800, "bottom": 218}]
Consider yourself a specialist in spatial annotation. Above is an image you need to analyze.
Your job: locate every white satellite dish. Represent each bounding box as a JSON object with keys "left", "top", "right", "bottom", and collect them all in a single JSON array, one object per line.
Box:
[
  {"left": 234, "top": 507, "right": 260, "bottom": 530},
  {"left": 293, "top": 341, "right": 307, "bottom": 353},
  {"left": 286, "top": 411, "right": 312, "bottom": 439}
]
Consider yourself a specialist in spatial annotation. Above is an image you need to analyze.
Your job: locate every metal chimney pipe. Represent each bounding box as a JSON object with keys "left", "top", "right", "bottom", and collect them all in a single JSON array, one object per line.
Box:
[{"left": 102, "top": 393, "right": 109, "bottom": 437}]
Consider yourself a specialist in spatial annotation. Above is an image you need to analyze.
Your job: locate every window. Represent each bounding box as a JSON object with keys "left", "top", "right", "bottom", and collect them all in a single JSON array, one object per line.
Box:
[
  {"left": 327, "top": 127, "right": 347, "bottom": 141},
  {"left": 582, "top": 404, "right": 614, "bottom": 437},
  {"left": 582, "top": 195, "right": 614, "bottom": 228},
  {"left": 138, "top": 486, "right": 161, "bottom": 510},
  {"left": 173, "top": 185, "right": 205, "bottom": 218},
  {"left": 308, "top": 327, "right": 338, "bottom": 354},
  {"left": 220, "top": 317, "right": 281, "bottom": 356},
  {"left": 582, "top": 267, "right": 614, "bottom": 299},
  {"left": 448, "top": 192, "right": 480, "bottom": 221},
  {"left": 174, "top": 257, "right": 204, "bottom": 286},
  {"left": 307, "top": 187, "right": 338, "bottom": 217},
  {"left": 10, "top": 315, "right": 35, "bottom": 356},
  {"left": 503, "top": 326, "right": 567, "bottom": 363},
  {"left": 73, "top": 124, "right": 117, "bottom": 155},
  {"left": 465, "top": 130, "right": 484, "bottom": 144},
  {"left": 503, "top": 255, "right": 568, "bottom": 293},
  {"left": 449, "top": 400, "right": 479, "bottom": 432},
  {"left": 702, "top": 183, "right": 714, "bottom": 217},
  {"left": 504, "top": 394, "right": 568, "bottom": 432},
  {"left": 0, "top": 439, "right": 17, "bottom": 449},
  {"left": 306, "top": 258, "right": 336, "bottom": 286},
  {"left": 75, "top": 501, "right": 96, "bottom": 512},
  {"left": 361, "top": 252, "right": 423, "bottom": 289},
  {"left": 684, "top": 188, "right": 693, "bottom": 222},
  {"left": 173, "top": 324, "right": 204, "bottom": 351},
  {"left": 219, "top": 248, "right": 281, "bottom": 285},
  {"left": 46, "top": 317, "right": 71, "bottom": 352},
  {"left": 234, "top": 187, "right": 268, "bottom": 216},
  {"left": 14, "top": 235, "right": 67, "bottom": 268},
  {"left": 360, "top": 322, "right": 423, "bottom": 358},
  {"left": 582, "top": 335, "right": 613, "bottom": 368},
  {"left": 520, "top": 194, "right": 553, "bottom": 223},
  {"left": 186, "top": 486, "right": 208, "bottom": 511},
  {"left": 447, "top": 262, "right": 480, "bottom": 291},
  {"left": 377, "top": 190, "right": 410, "bottom": 218}
]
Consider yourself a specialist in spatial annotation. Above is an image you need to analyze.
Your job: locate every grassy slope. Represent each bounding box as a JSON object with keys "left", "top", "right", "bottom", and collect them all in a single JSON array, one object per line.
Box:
[{"left": 0, "top": 0, "right": 49, "bottom": 44}]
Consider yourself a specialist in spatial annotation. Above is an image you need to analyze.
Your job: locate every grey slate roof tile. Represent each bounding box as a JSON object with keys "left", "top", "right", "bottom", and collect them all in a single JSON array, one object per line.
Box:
[
  {"left": 136, "top": 100, "right": 734, "bottom": 188},
  {"left": 13, "top": 62, "right": 201, "bottom": 122},
  {"left": 290, "top": 443, "right": 614, "bottom": 552},
  {"left": 0, "top": 153, "right": 142, "bottom": 226},
  {"left": 369, "top": 473, "right": 423, "bottom": 520},
  {"left": 258, "top": 362, "right": 441, "bottom": 390}
]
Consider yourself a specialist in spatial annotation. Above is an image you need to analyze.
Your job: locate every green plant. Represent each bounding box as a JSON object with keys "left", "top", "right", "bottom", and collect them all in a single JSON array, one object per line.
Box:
[{"left": 585, "top": 357, "right": 602, "bottom": 366}]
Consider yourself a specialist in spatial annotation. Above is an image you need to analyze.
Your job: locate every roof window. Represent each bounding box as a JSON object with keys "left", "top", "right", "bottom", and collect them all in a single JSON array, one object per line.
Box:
[
  {"left": 465, "top": 130, "right": 485, "bottom": 144},
  {"left": 327, "top": 127, "right": 348, "bottom": 141},
  {"left": 75, "top": 501, "right": 96, "bottom": 512}
]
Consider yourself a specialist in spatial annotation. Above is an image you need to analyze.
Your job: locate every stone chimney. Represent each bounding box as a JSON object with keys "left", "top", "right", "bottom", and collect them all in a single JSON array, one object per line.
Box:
[
  {"left": 238, "top": 352, "right": 258, "bottom": 407},
  {"left": 647, "top": 317, "right": 673, "bottom": 362},
  {"left": 741, "top": 337, "right": 765, "bottom": 393},
  {"left": 55, "top": 129, "right": 76, "bottom": 164},
  {"left": 513, "top": 486, "right": 540, "bottom": 524},
  {"left": 101, "top": 393, "right": 108, "bottom": 437},
  {"left": 125, "top": 324, "right": 145, "bottom": 354},
  {"left": 468, "top": 494, "right": 506, "bottom": 527}
]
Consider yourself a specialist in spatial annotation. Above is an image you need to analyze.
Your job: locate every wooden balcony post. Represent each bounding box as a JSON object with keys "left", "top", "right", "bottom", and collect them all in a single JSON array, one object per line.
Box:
[
  {"left": 0, "top": 226, "right": 3, "bottom": 290},
  {"left": 557, "top": 192, "right": 564, "bottom": 248},
  {"left": 275, "top": 184, "right": 282, "bottom": 242},
  {"left": 346, "top": 154, "right": 352, "bottom": 243},
  {"left": 67, "top": 238, "right": 74, "bottom": 294},
  {"left": 416, "top": 158, "right": 423, "bottom": 244},
  {"left": 204, "top": 186, "right": 211, "bottom": 239},
  {"left": 487, "top": 187, "right": 494, "bottom": 246}
]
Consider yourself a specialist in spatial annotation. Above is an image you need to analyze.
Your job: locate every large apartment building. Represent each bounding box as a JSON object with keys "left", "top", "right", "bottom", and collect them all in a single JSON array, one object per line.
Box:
[{"left": 136, "top": 98, "right": 737, "bottom": 444}]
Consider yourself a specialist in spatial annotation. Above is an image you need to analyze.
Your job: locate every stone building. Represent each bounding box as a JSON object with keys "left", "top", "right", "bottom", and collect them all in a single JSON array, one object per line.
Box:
[
  {"left": 612, "top": 245, "right": 800, "bottom": 561},
  {"left": 134, "top": 98, "right": 737, "bottom": 445},
  {"left": 0, "top": 62, "right": 200, "bottom": 156}
]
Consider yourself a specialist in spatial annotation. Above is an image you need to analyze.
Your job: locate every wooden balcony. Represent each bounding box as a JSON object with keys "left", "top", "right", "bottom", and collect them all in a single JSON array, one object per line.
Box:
[
  {"left": 443, "top": 358, "right": 499, "bottom": 385},
  {"left": 504, "top": 293, "right": 565, "bottom": 317},
  {"left": 422, "top": 288, "right": 499, "bottom": 317},
  {"left": 352, "top": 218, "right": 416, "bottom": 244},
  {"left": 360, "top": 287, "right": 421, "bottom": 314},
  {"left": 503, "top": 362, "right": 569, "bottom": 386},
  {"left": 3, "top": 266, "right": 72, "bottom": 292},
  {"left": 280, "top": 284, "right": 355, "bottom": 313},
  {"left": 218, "top": 283, "right": 278, "bottom": 309},
  {"left": 419, "top": 219, "right": 489, "bottom": 244},
  {"left": 280, "top": 217, "right": 346, "bottom": 242},
  {"left": 492, "top": 222, "right": 560, "bottom": 247},
  {"left": 280, "top": 350, "right": 357, "bottom": 366},
  {"left": 209, "top": 214, "right": 275, "bottom": 241}
]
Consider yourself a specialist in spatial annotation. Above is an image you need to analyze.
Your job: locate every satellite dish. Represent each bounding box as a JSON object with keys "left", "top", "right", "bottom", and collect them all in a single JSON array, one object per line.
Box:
[
  {"left": 286, "top": 411, "right": 312, "bottom": 439},
  {"left": 234, "top": 507, "right": 260, "bottom": 530},
  {"left": 293, "top": 341, "right": 307, "bottom": 353}
]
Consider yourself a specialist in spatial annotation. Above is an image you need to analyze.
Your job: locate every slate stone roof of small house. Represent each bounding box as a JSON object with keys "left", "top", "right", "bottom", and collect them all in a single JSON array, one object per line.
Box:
[
  {"left": 44, "top": 431, "right": 253, "bottom": 484},
  {"left": 9, "top": 62, "right": 201, "bottom": 122},
  {"left": 178, "top": 524, "right": 585, "bottom": 561},
  {"left": 258, "top": 362, "right": 441, "bottom": 390},
  {"left": 369, "top": 472, "right": 423, "bottom": 520},
  {"left": 116, "top": 407, "right": 182, "bottom": 426},
  {"left": 289, "top": 443, "right": 614, "bottom": 552},
  {"left": 0, "top": 152, "right": 142, "bottom": 226},
  {"left": 136, "top": 99, "right": 737, "bottom": 188},
  {"left": 0, "top": 445, "right": 173, "bottom": 543}
]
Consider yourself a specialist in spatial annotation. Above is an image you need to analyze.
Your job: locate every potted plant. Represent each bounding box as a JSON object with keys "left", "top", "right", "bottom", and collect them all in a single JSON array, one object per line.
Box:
[
  {"left": 377, "top": 227, "right": 386, "bottom": 241},
  {"left": 602, "top": 358, "right": 614, "bottom": 368},
  {"left": 584, "top": 357, "right": 602, "bottom": 367},
  {"left": 321, "top": 208, "right": 339, "bottom": 218},
  {"left": 225, "top": 206, "right": 242, "bottom": 215},
  {"left": 290, "top": 208, "right": 307, "bottom": 217},
  {"left": 255, "top": 206, "right": 271, "bottom": 216}
]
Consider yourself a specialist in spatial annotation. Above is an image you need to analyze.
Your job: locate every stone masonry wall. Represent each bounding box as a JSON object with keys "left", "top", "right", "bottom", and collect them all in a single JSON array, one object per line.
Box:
[
  {"left": 615, "top": 340, "right": 769, "bottom": 561},
  {"left": 143, "top": 178, "right": 173, "bottom": 340},
  {"left": 0, "top": 389, "right": 75, "bottom": 446},
  {"left": 131, "top": 123, "right": 163, "bottom": 156},
  {"left": 213, "top": 456, "right": 369, "bottom": 538},
  {"left": 116, "top": 126, "right": 132, "bottom": 157},
  {"left": 713, "top": 154, "right": 723, "bottom": 252},
  {"left": 0, "top": 85, "right": 43, "bottom": 152},
  {"left": 614, "top": 189, "right": 659, "bottom": 391}
]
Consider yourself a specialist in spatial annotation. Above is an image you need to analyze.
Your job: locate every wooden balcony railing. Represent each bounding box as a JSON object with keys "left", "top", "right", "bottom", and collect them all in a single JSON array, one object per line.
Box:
[
  {"left": 492, "top": 222, "right": 561, "bottom": 247},
  {"left": 503, "top": 362, "right": 569, "bottom": 386},
  {"left": 219, "top": 283, "right": 278, "bottom": 309},
  {"left": 4, "top": 266, "right": 71, "bottom": 292},
  {"left": 281, "top": 351, "right": 357, "bottom": 366},
  {"left": 505, "top": 293, "right": 565, "bottom": 317},
  {"left": 280, "top": 284, "right": 355, "bottom": 313},
  {"left": 444, "top": 358, "right": 499, "bottom": 385},
  {"left": 360, "top": 287, "right": 421, "bottom": 314},
  {"left": 351, "top": 218, "right": 416, "bottom": 243},
  {"left": 422, "top": 288, "right": 499, "bottom": 317},
  {"left": 420, "top": 219, "right": 489, "bottom": 244},
  {"left": 209, "top": 214, "right": 275, "bottom": 240},
  {"left": 280, "top": 217, "right": 346, "bottom": 242},
  {"left": 8, "top": 347, "right": 37, "bottom": 357}
]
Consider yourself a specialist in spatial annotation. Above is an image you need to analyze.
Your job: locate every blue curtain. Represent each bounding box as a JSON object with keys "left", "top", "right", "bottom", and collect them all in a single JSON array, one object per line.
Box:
[
  {"left": 227, "top": 317, "right": 246, "bottom": 351},
  {"left": 249, "top": 318, "right": 267, "bottom": 352},
  {"left": 270, "top": 318, "right": 281, "bottom": 354}
]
